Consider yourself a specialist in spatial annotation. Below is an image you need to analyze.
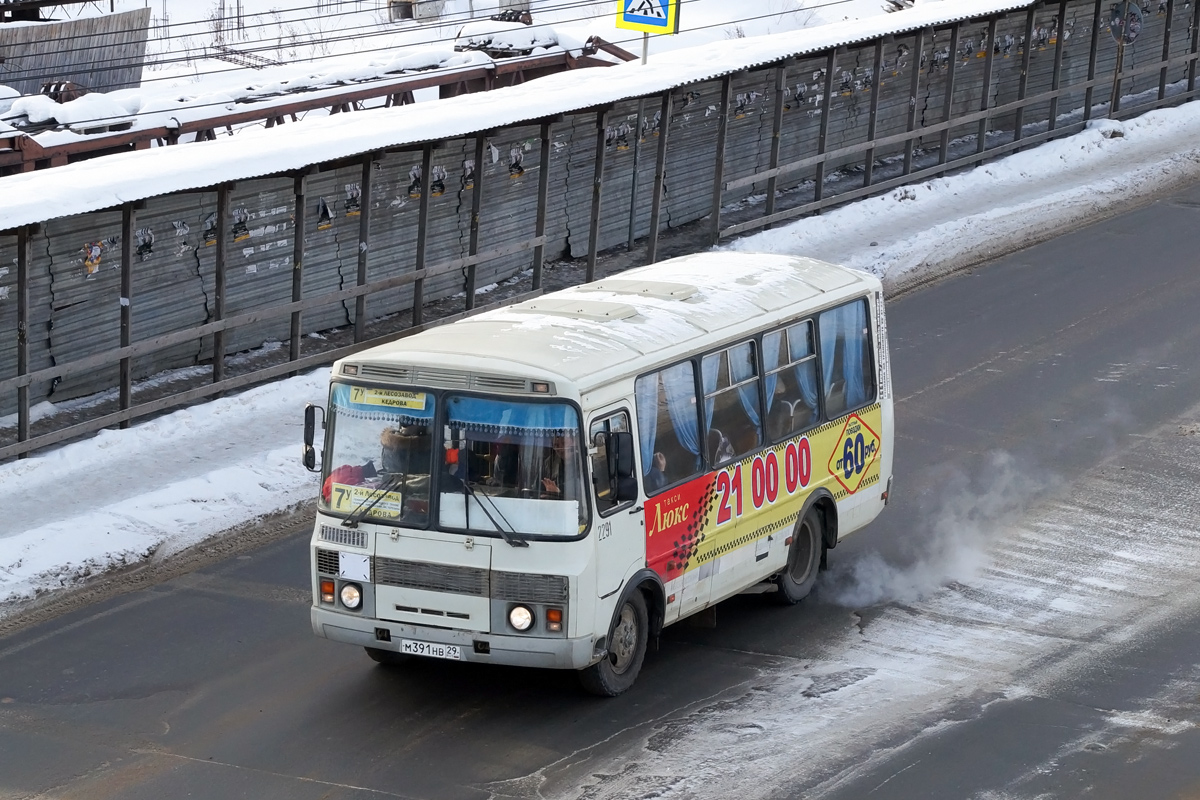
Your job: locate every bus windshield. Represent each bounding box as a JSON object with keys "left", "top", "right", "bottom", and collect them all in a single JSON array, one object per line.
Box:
[
  {"left": 321, "top": 384, "right": 435, "bottom": 525},
  {"left": 440, "top": 395, "right": 586, "bottom": 537},
  {"left": 320, "top": 383, "right": 586, "bottom": 536}
]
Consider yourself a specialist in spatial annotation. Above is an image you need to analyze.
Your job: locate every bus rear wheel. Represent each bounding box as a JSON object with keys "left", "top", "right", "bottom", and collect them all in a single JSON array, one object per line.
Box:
[
  {"left": 579, "top": 590, "right": 648, "bottom": 697},
  {"left": 774, "top": 508, "right": 823, "bottom": 605}
]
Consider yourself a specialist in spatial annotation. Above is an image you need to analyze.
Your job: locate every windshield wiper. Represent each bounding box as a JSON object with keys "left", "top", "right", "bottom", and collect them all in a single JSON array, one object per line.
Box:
[
  {"left": 461, "top": 479, "right": 528, "bottom": 548},
  {"left": 342, "top": 474, "right": 405, "bottom": 528}
]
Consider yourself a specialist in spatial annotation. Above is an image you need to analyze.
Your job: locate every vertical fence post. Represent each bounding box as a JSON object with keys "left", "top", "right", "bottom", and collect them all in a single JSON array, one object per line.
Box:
[
  {"left": 647, "top": 91, "right": 672, "bottom": 264},
  {"left": 977, "top": 17, "right": 998, "bottom": 160},
  {"left": 939, "top": 23, "right": 961, "bottom": 166},
  {"left": 765, "top": 63, "right": 787, "bottom": 221},
  {"left": 119, "top": 203, "right": 134, "bottom": 429},
  {"left": 1013, "top": 8, "right": 1036, "bottom": 145},
  {"left": 1085, "top": 0, "right": 1103, "bottom": 120},
  {"left": 903, "top": 30, "right": 925, "bottom": 176},
  {"left": 1048, "top": 0, "right": 1069, "bottom": 131},
  {"left": 290, "top": 173, "right": 306, "bottom": 372},
  {"left": 1160, "top": 0, "right": 1176, "bottom": 102},
  {"left": 533, "top": 120, "right": 552, "bottom": 290},
  {"left": 709, "top": 76, "right": 732, "bottom": 245},
  {"left": 1190, "top": 0, "right": 1200, "bottom": 94},
  {"left": 627, "top": 97, "right": 646, "bottom": 250},
  {"left": 413, "top": 144, "right": 432, "bottom": 326},
  {"left": 466, "top": 134, "right": 485, "bottom": 310},
  {"left": 213, "top": 184, "right": 229, "bottom": 390},
  {"left": 586, "top": 109, "right": 608, "bottom": 283},
  {"left": 16, "top": 226, "right": 30, "bottom": 456},
  {"left": 864, "top": 38, "right": 884, "bottom": 188},
  {"left": 815, "top": 49, "right": 837, "bottom": 202},
  {"left": 354, "top": 153, "right": 373, "bottom": 341}
]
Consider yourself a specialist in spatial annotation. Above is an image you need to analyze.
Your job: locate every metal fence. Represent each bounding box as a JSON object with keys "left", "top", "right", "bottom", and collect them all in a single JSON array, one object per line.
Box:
[{"left": 2, "top": 0, "right": 1196, "bottom": 459}]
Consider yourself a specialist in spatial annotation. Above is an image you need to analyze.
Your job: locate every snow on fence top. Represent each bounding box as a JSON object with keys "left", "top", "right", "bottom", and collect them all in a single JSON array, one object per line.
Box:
[{"left": 0, "top": 0, "right": 1032, "bottom": 232}]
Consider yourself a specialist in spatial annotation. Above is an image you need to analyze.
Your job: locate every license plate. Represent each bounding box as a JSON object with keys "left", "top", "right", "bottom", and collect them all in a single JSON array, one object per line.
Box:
[{"left": 401, "top": 639, "right": 461, "bottom": 660}]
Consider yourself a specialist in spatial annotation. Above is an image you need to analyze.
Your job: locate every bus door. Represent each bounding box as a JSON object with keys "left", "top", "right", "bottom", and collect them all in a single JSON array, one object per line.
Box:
[{"left": 587, "top": 407, "right": 643, "bottom": 601}]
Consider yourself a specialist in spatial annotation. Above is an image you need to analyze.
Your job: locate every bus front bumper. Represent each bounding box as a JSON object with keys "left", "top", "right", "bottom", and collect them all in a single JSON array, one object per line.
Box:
[{"left": 311, "top": 606, "right": 599, "bottom": 670}]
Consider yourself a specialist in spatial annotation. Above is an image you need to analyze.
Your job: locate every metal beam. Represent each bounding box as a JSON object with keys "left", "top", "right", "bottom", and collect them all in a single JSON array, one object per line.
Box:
[
  {"left": 977, "top": 17, "right": 998, "bottom": 160},
  {"left": 466, "top": 134, "right": 486, "bottom": 310},
  {"left": 816, "top": 49, "right": 837, "bottom": 199},
  {"left": 709, "top": 76, "right": 732, "bottom": 245},
  {"left": 532, "top": 120, "right": 552, "bottom": 289},
  {"left": 766, "top": 65, "right": 787, "bottom": 220},
  {"left": 16, "top": 225, "right": 30, "bottom": 455},
  {"left": 938, "top": 23, "right": 961, "bottom": 165},
  {"left": 647, "top": 91, "right": 672, "bottom": 264},
  {"left": 586, "top": 109, "right": 608, "bottom": 282},
  {"left": 120, "top": 203, "right": 134, "bottom": 428},
  {"left": 354, "top": 153, "right": 373, "bottom": 342},
  {"left": 864, "top": 38, "right": 884, "bottom": 188},
  {"left": 1048, "top": 0, "right": 1069, "bottom": 130},
  {"left": 904, "top": 29, "right": 925, "bottom": 176},
  {"left": 413, "top": 143, "right": 432, "bottom": 325},
  {"left": 213, "top": 184, "right": 229, "bottom": 389},
  {"left": 290, "top": 174, "right": 306, "bottom": 370},
  {"left": 1013, "top": 7, "right": 1036, "bottom": 145}
]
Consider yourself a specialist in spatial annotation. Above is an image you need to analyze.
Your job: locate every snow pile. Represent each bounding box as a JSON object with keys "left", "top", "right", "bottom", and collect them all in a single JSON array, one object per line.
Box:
[
  {"left": 455, "top": 19, "right": 558, "bottom": 52},
  {"left": 8, "top": 93, "right": 135, "bottom": 130}
]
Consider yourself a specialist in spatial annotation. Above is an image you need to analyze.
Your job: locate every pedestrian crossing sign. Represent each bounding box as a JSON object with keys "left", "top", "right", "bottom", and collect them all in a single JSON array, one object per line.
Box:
[{"left": 616, "top": 0, "right": 680, "bottom": 34}]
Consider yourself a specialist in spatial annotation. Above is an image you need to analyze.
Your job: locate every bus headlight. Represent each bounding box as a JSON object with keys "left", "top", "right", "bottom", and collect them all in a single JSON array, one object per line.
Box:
[
  {"left": 509, "top": 605, "right": 534, "bottom": 631},
  {"left": 340, "top": 583, "right": 362, "bottom": 610}
]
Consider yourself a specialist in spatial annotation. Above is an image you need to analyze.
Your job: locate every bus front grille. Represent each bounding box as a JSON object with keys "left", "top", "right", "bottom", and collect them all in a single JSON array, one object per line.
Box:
[
  {"left": 492, "top": 572, "right": 568, "bottom": 603},
  {"left": 315, "top": 548, "right": 340, "bottom": 576},
  {"left": 319, "top": 525, "right": 366, "bottom": 548},
  {"left": 373, "top": 557, "right": 489, "bottom": 597}
]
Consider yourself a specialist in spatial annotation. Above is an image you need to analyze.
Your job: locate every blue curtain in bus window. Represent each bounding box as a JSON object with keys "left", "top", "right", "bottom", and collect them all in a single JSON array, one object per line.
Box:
[
  {"left": 789, "top": 323, "right": 819, "bottom": 409},
  {"left": 702, "top": 353, "right": 719, "bottom": 425},
  {"left": 730, "top": 341, "right": 761, "bottom": 429},
  {"left": 446, "top": 396, "right": 578, "bottom": 441},
  {"left": 762, "top": 332, "right": 780, "bottom": 413},
  {"left": 820, "top": 300, "right": 868, "bottom": 411},
  {"left": 662, "top": 362, "right": 701, "bottom": 461},
  {"left": 634, "top": 374, "right": 658, "bottom": 476}
]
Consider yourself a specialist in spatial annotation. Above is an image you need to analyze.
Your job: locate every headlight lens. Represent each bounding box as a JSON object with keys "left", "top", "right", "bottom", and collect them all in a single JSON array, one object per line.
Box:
[
  {"left": 509, "top": 605, "right": 534, "bottom": 631},
  {"left": 340, "top": 583, "right": 362, "bottom": 610}
]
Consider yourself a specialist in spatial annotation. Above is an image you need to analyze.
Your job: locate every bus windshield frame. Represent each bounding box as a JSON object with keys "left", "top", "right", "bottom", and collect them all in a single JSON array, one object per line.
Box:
[{"left": 319, "top": 380, "right": 591, "bottom": 540}]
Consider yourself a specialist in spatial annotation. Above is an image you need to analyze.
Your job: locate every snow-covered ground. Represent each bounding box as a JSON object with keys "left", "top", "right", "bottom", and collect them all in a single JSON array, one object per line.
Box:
[{"left": 3, "top": 99, "right": 1200, "bottom": 614}]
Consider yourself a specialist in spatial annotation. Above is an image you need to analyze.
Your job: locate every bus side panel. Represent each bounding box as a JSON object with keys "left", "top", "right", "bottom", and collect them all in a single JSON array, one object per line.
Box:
[{"left": 646, "top": 403, "right": 887, "bottom": 621}]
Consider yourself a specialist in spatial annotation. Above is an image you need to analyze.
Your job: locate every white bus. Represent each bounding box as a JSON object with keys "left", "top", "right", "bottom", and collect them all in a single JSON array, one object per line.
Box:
[{"left": 303, "top": 252, "right": 893, "bottom": 696}]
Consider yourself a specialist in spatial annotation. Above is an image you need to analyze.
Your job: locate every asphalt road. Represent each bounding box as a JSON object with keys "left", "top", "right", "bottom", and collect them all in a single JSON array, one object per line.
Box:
[{"left": 3, "top": 182, "right": 1200, "bottom": 800}]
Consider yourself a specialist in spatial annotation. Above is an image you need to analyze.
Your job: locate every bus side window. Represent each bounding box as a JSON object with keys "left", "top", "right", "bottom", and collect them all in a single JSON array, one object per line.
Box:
[
  {"left": 589, "top": 410, "right": 632, "bottom": 515},
  {"left": 818, "top": 298, "right": 876, "bottom": 419},
  {"left": 701, "top": 340, "right": 763, "bottom": 466},
  {"left": 763, "top": 321, "right": 820, "bottom": 441},
  {"left": 634, "top": 362, "right": 702, "bottom": 495}
]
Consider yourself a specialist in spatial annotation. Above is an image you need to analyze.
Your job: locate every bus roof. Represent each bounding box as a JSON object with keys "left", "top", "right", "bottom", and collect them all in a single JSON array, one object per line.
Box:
[{"left": 345, "top": 253, "right": 879, "bottom": 393}]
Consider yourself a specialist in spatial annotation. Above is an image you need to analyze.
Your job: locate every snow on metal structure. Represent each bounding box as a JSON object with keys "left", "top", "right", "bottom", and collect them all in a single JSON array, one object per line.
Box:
[{"left": 0, "top": 0, "right": 1035, "bottom": 230}]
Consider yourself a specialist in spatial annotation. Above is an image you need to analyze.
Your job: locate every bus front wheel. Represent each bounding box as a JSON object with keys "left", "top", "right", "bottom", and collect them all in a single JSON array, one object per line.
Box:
[
  {"left": 774, "top": 508, "right": 823, "bottom": 605},
  {"left": 579, "top": 590, "right": 648, "bottom": 697}
]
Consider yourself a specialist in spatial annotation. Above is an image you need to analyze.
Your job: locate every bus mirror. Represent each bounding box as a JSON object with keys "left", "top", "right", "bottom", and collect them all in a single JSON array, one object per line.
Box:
[
  {"left": 302, "top": 404, "right": 325, "bottom": 474},
  {"left": 608, "top": 431, "right": 635, "bottom": 479}
]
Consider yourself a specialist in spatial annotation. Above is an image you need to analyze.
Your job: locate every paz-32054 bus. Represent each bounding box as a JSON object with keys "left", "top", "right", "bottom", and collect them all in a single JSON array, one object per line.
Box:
[{"left": 303, "top": 252, "right": 893, "bottom": 696}]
